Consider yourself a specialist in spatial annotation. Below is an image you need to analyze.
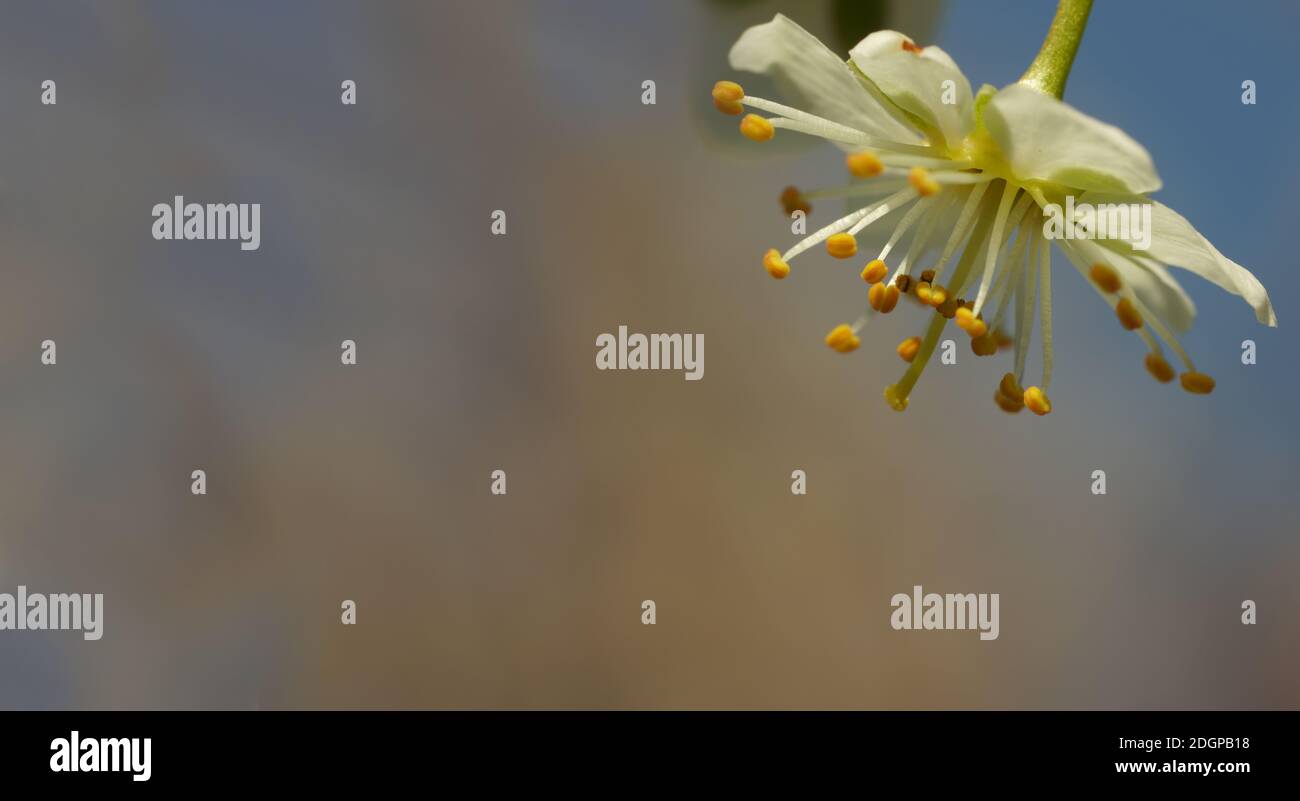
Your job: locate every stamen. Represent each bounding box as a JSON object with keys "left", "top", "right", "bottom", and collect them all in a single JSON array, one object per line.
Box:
[
  {"left": 897, "top": 336, "right": 922, "bottom": 362},
  {"left": 780, "top": 201, "right": 887, "bottom": 263},
  {"left": 884, "top": 208, "right": 998, "bottom": 411},
  {"left": 825, "top": 324, "right": 860, "bottom": 353},
  {"left": 861, "top": 259, "right": 888, "bottom": 284},
  {"left": 883, "top": 384, "right": 909, "bottom": 411},
  {"left": 779, "top": 186, "right": 810, "bottom": 216},
  {"left": 1061, "top": 243, "right": 1196, "bottom": 389},
  {"left": 740, "top": 114, "right": 775, "bottom": 142},
  {"left": 1038, "top": 236, "right": 1054, "bottom": 388},
  {"left": 901, "top": 40, "right": 924, "bottom": 54},
  {"left": 847, "top": 151, "right": 885, "bottom": 178},
  {"left": 1013, "top": 229, "right": 1041, "bottom": 383},
  {"left": 1115, "top": 297, "right": 1143, "bottom": 330},
  {"left": 1089, "top": 263, "right": 1122, "bottom": 294},
  {"left": 763, "top": 249, "right": 790, "bottom": 280},
  {"left": 955, "top": 307, "right": 987, "bottom": 338},
  {"left": 872, "top": 195, "right": 931, "bottom": 264},
  {"left": 999, "top": 373, "right": 1024, "bottom": 401},
  {"left": 971, "top": 189, "right": 1034, "bottom": 313},
  {"left": 1124, "top": 286, "right": 1197, "bottom": 371},
  {"left": 846, "top": 187, "right": 919, "bottom": 237},
  {"left": 712, "top": 80, "right": 745, "bottom": 115},
  {"left": 1023, "top": 386, "right": 1052, "bottom": 415},
  {"left": 894, "top": 193, "right": 952, "bottom": 280},
  {"left": 986, "top": 215, "right": 1036, "bottom": 334},
  {"left": 971, "top": 333, "right": 998, "bottom": 356},
  {"left": 1144, "top": 352, "right": 1175, "bottom": 383},
  {"left": 908, "top": 167, "right": 941, "bottom": 197},
  {"left": 995, "top": 391, "right": 1024, "bottom": 414},
  {"left": 1179, "top": 372, "right": 1215, "bottom": 394},
  {"left": 826, "top": 233, "right": 857, "bottom": 259},
  {"left": 740, "top": 95, "right": 939, "bottom": 156},
  {"left": 931, "top": 184, "right": 990, "bottom": 280},
  {"left": 879, "top": 284, "right": 901, "bottom": 313},
  {"left": 995, "top": 373, "right": 1025, "bottom": 413}
]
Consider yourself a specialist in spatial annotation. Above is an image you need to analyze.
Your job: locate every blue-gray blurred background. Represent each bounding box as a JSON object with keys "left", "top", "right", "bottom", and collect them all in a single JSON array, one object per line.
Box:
[{"left": 0, "top": 0, "right": 1296, "bottom": 708}]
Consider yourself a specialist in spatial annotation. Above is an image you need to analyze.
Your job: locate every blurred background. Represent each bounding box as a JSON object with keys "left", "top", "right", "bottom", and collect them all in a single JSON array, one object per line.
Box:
[{"left": 0, "top": 0, "right": 1296, "bottom": 709}]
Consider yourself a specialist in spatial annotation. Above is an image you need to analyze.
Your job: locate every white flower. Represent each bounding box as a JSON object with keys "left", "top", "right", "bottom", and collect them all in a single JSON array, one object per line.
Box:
[{"left": 714, "top": 14, "right": 1275, "bottom": 414}]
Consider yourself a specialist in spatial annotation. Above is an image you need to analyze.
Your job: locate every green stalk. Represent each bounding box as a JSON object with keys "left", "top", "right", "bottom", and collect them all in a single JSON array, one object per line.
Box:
[{"left": 1018, "top": 0, "right": 1094, "bottom": 99}]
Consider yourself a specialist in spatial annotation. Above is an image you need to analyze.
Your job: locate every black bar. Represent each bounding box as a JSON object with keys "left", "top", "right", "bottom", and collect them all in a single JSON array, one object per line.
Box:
[{"left": 2, "top": 711, "right": 1285, "bottom": 787}]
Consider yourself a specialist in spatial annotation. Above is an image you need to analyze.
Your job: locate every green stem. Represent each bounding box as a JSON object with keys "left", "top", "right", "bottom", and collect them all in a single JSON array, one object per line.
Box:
[{"left": 1018, "top": 0, "right": 1093, "bottom": 99}]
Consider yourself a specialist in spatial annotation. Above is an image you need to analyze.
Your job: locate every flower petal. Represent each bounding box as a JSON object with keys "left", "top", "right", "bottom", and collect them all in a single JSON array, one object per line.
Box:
[
  {"left": 849, "top": 31, "right": 974, "bottom": 151},
  {"left": 984, "top": 83, "right": 1161, "bottom": 194},
  {"left": 728, "top": 15, "right": 921, "bottom": 144},
  {"left": 1079, "top": 192, "right": 1276, "bottom": 327}
]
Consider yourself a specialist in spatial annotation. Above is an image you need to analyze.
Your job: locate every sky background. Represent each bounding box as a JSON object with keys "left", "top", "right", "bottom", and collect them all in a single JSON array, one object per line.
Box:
[{"left": 0, "top": 0, "right": 1296, "bottom": 708}]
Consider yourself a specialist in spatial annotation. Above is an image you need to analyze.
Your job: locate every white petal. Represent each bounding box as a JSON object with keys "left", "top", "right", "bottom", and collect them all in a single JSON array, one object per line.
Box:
[
  {"left": 849, "top": 31, "right": 973, "bottom": 151},
  {"left": 728, "top": 15, "right": 920, "bottom": 144},
  {"left": 1059, "top": 237, "right": 1197, "bottom": 334},
  {"left": 983, "top": 83, "right": 1162, "bottom": 194},
  {"left": 1079, "top": 192, "right": 1276, "bottom": 327}
]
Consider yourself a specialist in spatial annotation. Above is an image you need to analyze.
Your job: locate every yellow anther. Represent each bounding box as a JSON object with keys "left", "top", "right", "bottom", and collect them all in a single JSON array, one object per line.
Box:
[
  {"left": 712, "top": 80, "right": 745, "bottom": 115},
  {"left": 896, "top": 336, "right": 922, "bottom": 363},
  {"left": 825, "top": 324, "right": 860, "bottom": 353},
  {"left": 994, "top": 390, "right": 1024, "bottom": 414},
  {"left": 868, "top": 281, "right": 886, "bottom": 311},
  {"left": 908, "top": 166, "right": 941, "bottom": 197},
  {"left": 1179, "top": 371, "right": 1216, "bottom": 394},
  {"left": 846, "top": 150, "right": 885, "bottom": 178},
  {"left": 971, "top": 333, "right": 998, "bottom": 356},
  {"left": 928, "top": 284, "right": 947, "bottom": 307},
  {"left": 915, "top": 281, "right": 933, "bottom": 305},
  {"left": 879, "top": 284, "right": 901, "bottom": 314},
  {"left": 883, "top": 384, "right": 909, "bottom": 411},
  {"left": 826, "top": 232, "right": 858, "bottom": 259},
  {"left": 861, "top": 259, "right": 888, "bottom": 284},
  {"left": 1115, "top": 297, "right": 1143, "bottom": 330},
  {"left": 1023, "top": 386, "right": 1052, "bottom": 416},
  {"left": 779, "top": 186, "right": 810, "bottom": 216},
  {"left": 1089, "top": 263, "right": 1122, "bottom": 294},
  {"left": 998, "top": 373, "right": 1024, "bottom": 402},
  {"left": 1144, "top": 352, "right": 1175, "bottom": 383},
  {"left": 955, "top": 307, "right": 987, "bottom": 337},
  {"left": 739, "top": 113, "right": 774, "bottom": 142},
  {"left": 763, "top": 248, "right": 790, "bottom": 280}
]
